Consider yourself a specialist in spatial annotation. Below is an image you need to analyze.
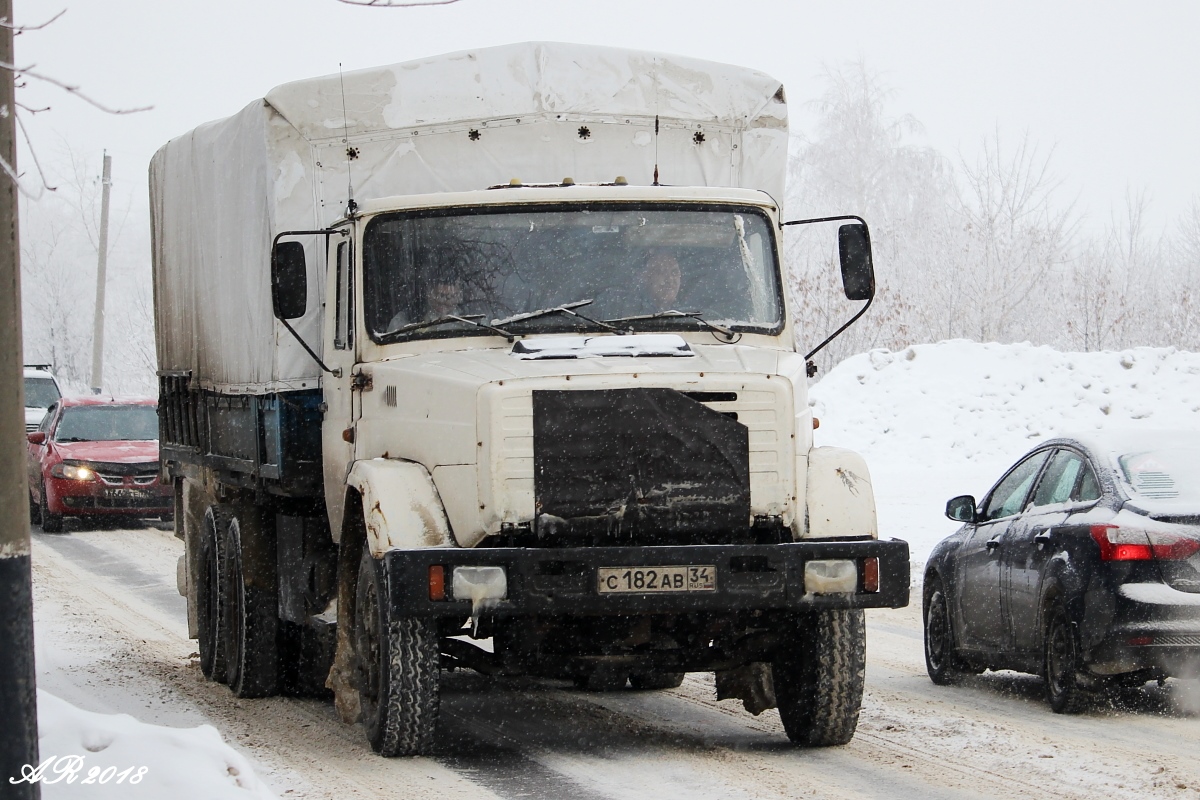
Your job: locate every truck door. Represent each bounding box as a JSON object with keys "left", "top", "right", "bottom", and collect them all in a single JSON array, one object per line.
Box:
[{"left": 322, "top": 235, "right": 357, "bottom": 538}]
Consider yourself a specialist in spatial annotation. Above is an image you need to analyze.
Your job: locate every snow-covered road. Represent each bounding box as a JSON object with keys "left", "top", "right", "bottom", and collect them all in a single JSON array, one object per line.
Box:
[{"left": 29, "top": 520, "right": 1200, "bottom": 800}]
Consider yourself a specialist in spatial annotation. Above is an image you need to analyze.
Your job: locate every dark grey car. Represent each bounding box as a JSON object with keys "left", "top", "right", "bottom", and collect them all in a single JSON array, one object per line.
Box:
[{"left": 923, "top": 432, "right": 1200, "bottom": 712}]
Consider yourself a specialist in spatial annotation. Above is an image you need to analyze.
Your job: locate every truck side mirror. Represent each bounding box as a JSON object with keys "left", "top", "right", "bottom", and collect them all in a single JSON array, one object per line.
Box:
[
  {"left": 945, "top": 494, "right": 977, "bottom": 523},
  {"left": 27, "top": 431, "right": 46, "bottom": 445},
  {"left": 838, "top": 223, "right": 875, "bottom": 302},
  {"left": 271, "top": 241, "right": 307, "bottom": 320}
]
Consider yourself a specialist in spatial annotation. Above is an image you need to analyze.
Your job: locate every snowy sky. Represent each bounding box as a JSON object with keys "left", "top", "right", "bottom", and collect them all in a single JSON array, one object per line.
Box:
[{"left": 16, "top": 0, "right": 1200, "bottom": 233}]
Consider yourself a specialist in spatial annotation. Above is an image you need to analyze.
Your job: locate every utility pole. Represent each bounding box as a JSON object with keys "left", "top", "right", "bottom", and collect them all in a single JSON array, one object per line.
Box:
[
  {"left": 0, "top": 0, "right": 43, "bottom": 794},
  {"left": 89, "top": 151, "right": 111, "bottom": 394}
]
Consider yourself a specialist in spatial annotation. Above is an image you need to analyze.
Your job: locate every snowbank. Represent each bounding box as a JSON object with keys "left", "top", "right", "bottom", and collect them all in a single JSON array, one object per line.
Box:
[
  {"left": 809, "top": 340, "right": 1200, "bottom": 564},
  {"left": 31, "top": 691, "right": 275, "bottom": 799}
]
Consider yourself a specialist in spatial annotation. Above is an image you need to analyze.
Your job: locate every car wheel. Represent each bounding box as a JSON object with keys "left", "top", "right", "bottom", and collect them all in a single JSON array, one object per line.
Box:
[
  {"left": 197, "top": 505, "right": 230, "bottom": 683},
  {"left": 774, "top": 608, "right": 866, "bottom": 747},
  {"left": 924, "top": 575, "right": 968, "bottom": 685},
  {"left": 29, "top": 486, "right": 41, "bottom": 525},
  {"left": 39, "top": 482, "right": 64, "bottom": 533},
  {"left": 629, "top": 671, "right": 685, "bottom": 690},
  {"left": 222, "top": 510, "right": 279, "bottom": 699},
  {"left": 1044, "top": 601, "right": 1087, "bottom": 714},
  {"left": 356, "top": 550, "right": 439, "bottom": 757}
]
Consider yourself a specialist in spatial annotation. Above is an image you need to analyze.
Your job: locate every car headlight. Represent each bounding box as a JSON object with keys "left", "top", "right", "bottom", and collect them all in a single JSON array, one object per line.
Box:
[{"left": 50, "top": 462, "right": 96, "bottom": 482}]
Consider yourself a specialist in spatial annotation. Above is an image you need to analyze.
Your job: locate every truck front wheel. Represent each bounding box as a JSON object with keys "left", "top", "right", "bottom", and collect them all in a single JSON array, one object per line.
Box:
[
  {"left": 774, "top": 609, "right": 866, "bottom": 747},
  {"left": 355, "top": 552, "right": 439, "bottom": 756}
]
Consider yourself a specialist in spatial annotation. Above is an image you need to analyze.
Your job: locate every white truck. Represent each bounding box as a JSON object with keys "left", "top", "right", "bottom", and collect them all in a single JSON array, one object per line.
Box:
[{"left": 151, "top": 42, "right": 909, "bottom": 757}]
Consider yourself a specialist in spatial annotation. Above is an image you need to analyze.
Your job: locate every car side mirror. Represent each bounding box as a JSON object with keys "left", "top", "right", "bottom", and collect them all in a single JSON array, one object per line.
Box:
[
  {"left": 946, "top": 494, "right": 977, "bottom": 523},
  {"left": 838, "top": 223, "right": 875, "bottom": 302},
  {"left": 271, "top": 241, "right": 308, "bottom": 320},
  {"left": 27, "top": 431, "right": 45, "bottom": 445}
]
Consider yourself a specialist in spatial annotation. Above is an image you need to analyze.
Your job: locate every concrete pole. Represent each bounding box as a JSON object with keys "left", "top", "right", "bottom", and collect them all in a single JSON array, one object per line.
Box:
[
  {"left": 89, "top": 152, "right": 111, "bottom": 394},
  {"left": 0, "top": 0, "right": 43, "bottom": 794}
]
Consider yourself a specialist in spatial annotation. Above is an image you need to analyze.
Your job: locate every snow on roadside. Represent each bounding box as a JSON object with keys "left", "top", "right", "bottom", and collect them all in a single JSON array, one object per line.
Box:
[
  {"left": 31, "top": 690, "right": 276, "bottom": 799},
  {"left": 809, "top": 340, "right": 1200, "bottom": 565}
]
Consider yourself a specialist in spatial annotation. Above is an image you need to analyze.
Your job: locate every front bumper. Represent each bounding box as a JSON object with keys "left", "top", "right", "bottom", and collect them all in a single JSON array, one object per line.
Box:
[
  {"left": 383, "top": 539, "right": 909, "bottom": 618},
  {"left": 46, "top": 477, "right": 172, "bottom": 516}
]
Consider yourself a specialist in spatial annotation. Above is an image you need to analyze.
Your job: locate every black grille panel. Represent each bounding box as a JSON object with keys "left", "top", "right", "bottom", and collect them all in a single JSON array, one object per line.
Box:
[{"left": 532, "top": 388, "right": 750, "bottom": 544}]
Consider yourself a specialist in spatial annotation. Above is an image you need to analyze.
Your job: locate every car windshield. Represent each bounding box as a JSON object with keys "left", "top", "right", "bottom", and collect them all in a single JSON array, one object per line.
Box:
[
  {"left": 24, "top": 377, "right": 60, "bottom": 409},
  {"left": 363, "top": 203, "right": 783, "bottom": 342},
  {"left": 55, "top": 405, "right": 158, "bottom": 443},
  {"left": 1118, "top": 448, "right": 1200, "bottom": 502}
]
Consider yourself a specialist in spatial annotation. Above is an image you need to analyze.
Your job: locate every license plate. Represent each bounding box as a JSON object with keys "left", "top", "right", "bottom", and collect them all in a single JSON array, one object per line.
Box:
[
  {"left": 109, "top": 488, "right": 151, "bottom": 500},
  {"left": 597, "top": 565, "right": 716, "bottom": 594}
]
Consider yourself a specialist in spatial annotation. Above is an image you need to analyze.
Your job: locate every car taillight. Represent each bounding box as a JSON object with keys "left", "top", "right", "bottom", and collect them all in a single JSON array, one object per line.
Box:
[{"left": 1090, "top": 524, "right": 1200, "bottom": 561}]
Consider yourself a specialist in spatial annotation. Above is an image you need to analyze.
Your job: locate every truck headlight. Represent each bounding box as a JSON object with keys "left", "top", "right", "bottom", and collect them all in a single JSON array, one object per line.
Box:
[
  {"left": 804, "top": 559, "right": 857, "bottom": 594},
  {"left": 452, "top": 566, "right": 507, "bottom": 606}
]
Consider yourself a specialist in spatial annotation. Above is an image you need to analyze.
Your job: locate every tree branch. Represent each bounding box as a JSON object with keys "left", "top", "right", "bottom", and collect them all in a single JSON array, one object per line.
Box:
[
  {"left": 0, "top": 61, "right": 152, "bottom": 114},
  {"left": 0, "top": 9, "right": 67, "bottom": 32},
  {"left": 15, "top": 110, "right": 56, "bottom": 192}
]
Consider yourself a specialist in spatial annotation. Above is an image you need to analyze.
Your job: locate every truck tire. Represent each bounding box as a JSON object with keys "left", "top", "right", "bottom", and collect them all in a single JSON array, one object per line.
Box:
[
  {"left": 39, "top": 482, "right": 64, "bottom": 533},
  {"left": 356, "top": 551, "right": 439, "bottom": 756},
  {"left": 222, "top": 511, "right": 279, "bottom": 698},
  {"left": 197, "top": 505, "right": 230, "bottom": 682},
  {"left": 629, "top": 672, "right": 685, "bottom": 690},
  {"left": 924, "top": 575, "right": 969, "bottom": 685},
  {"left": 1044, "top": 601, "right": 1087, "bottom": 714},
  {"left": 774, "top": 609, "right": 866, "bottom": 747},
  {"left": 29, "top": 486, "right": 41, "bottom": 525}
]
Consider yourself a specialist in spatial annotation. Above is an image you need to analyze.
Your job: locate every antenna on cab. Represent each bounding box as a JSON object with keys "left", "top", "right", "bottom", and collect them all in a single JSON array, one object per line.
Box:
[{"left": 338, "top": 63, "right": 358, "bottom": 217}]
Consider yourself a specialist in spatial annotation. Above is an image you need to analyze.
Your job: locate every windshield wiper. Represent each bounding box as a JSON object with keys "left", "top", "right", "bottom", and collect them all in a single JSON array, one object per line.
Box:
[
  {"left": 603, "top": 309, "right": 737, "bottom": 340},
  {"left": 383, "top": 314, "right": 515, "bottom": 342},
  {"left": 493, "top": 299, "right": 630, "bottom": 335}
]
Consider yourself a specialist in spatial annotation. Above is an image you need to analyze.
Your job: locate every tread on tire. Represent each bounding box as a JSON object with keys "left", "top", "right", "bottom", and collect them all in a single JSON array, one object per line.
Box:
[
  {"left": 197, "top": 505, "right": 230, "bottom": 682},
  {"left": 1045, "top": 601, "right": 1087, "bottom": 714},
  {"left": 356, "top": 551, "right": 439, "bottom": 757},
  {"left": 222, "top": 511, "right": 279, "bottom": 698},
  {"left": 774, "top": 608, "right": 866, "bottom": 747},
  {"left": 39, "top": 482, "right": 64, "bottom": 533},
  {"left": 924, "top": 575, "right": 969, "bottom": 685}
]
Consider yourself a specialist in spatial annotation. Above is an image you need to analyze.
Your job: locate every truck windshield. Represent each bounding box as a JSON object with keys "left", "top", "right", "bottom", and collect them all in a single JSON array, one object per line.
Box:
[{"left": 363, "top": 204, "right": 783, "bottom": 342}]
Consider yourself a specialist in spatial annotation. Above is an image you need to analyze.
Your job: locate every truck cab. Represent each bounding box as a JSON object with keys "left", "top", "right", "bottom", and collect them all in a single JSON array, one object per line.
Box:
[{"left": 267, "top": 182, "right": 908, "bottom": 755}]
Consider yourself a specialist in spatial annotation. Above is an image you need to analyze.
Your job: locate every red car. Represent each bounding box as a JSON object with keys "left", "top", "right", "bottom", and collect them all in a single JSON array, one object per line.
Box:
[{"left": 27, "top": 396, "right": 171, "bottom": 532}]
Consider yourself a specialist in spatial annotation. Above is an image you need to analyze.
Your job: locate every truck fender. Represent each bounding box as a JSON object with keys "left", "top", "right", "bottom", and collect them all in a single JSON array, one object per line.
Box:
[
  {"left": 346, "top": 459, "right": 456, "bottom": 556},
  {"left": 804, "top": 447, "right": 878, "bottom": 539}
]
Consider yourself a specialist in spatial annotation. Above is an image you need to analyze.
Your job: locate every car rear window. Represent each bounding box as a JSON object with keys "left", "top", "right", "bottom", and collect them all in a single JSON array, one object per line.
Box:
[
  {"left": 1118, "top": 448, "right": 1200, "bottom": 502},
  {"left": 24, "top": 377, "right": 60, "bottom": 409},
  {"left": 55, "top": 405, "right": 158, "bottom": 442}
]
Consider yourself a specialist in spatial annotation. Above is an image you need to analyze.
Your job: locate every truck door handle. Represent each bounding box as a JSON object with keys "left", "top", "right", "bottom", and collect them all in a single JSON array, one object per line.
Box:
[{"left": 986, "top": 539, "right": 1001, "bottom": 551}]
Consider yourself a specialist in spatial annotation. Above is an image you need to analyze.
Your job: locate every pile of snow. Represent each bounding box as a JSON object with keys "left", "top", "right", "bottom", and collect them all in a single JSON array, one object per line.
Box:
[
  {"left": 33, "top": 691, "right": 275, "bottom": 799},
  {"left": 809, "top": 341, "right": 1200, "bottom": 565}
]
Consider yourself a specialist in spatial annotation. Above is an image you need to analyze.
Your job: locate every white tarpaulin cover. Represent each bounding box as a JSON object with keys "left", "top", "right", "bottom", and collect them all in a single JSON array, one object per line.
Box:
[{"left": 150, "top": 42, "right": 789, "bottom": 393}]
